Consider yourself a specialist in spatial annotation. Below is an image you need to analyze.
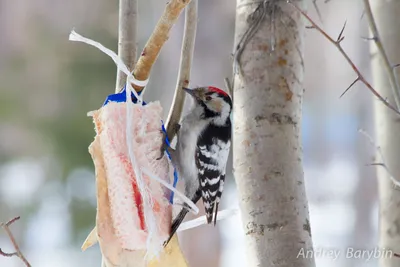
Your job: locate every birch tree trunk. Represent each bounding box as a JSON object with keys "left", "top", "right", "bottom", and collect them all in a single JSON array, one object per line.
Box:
[
  {"left": 369, "top": 1, "right": 400, "bottom": 266},
  {"left": 232, "top": 1, "right": 314, "bottom": 266}
]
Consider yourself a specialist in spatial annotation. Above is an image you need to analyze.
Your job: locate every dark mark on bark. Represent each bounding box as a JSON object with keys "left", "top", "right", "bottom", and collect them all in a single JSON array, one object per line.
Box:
[
  {"left": 267, "top": 221, "right": 288, "bottom": 230},
  {"left": 254, "top": 115, "right": 267, "bottom": 122},
  {"left": 272, "top": 169, "right": 283, "bottom": 176},
  {"left": 269, "top": 113, "right": 297, "bottom": 125},
  {"left": 246, "top": 221, "right": 289, "bottom": 235},
  {"left": 246, "top": 222, "right": 265, "bottom": 235},
  {"left": 249, "top": 210, "right": 263, "bottom": 217},
  {"left": 303, "top": 219, "right": 311, "bottom": 237}
]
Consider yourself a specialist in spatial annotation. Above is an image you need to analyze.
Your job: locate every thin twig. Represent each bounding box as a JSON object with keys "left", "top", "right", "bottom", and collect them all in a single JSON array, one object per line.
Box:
[
  {"left": 115, "top": 0, "right": 138, "bottom": 93},
  {"left": 165, "top": 0, "right": 198, "bottom": 140},
  {"left": 312, "top": 0, "right": 323, "bottom": 24},
  {"left": 288, "top": 1, "right": 400, "bottom": 116},
  {"left": 0, "top": 216, "right": 31, "bottom": 267},
  {"left": 359, "top": 129, "right": 400, "bottom": 188},
  {"left": 224, "top": 77, "right": 234, "bottom": 97},
  {"left": 233, "top": 0, "right": 269, "bottom": 76},
  {"left": 129, "top": 0, "right": 192, "bottom": 93},
  {"left": 362, "top": 0, "right": 400, "bottom": 109}
]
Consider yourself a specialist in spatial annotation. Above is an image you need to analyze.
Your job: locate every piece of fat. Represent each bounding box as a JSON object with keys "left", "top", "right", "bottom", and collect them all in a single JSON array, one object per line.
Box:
[{"left": 86, "top": 101, "right": 180, "bottom": 266}]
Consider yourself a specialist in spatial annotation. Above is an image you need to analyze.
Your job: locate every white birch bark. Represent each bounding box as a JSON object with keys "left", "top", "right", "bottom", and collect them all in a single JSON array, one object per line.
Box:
[
  {"left": 232, "top": 1, "right": 315, "bottom": 266},
  {"left": 369, "top": 1, "right": 400, "bottom": 266},
  {"left": 115, "top": 0, "right": 138, "bottom": 92}
]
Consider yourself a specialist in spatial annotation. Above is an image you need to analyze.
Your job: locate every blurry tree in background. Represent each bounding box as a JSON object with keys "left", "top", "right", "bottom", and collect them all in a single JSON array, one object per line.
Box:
[
  {"left": 0, "top": 0, "right": 117, "bottom": 246},
  {"left": 367, "top": 1, "right": 400, "bottom": 267}
]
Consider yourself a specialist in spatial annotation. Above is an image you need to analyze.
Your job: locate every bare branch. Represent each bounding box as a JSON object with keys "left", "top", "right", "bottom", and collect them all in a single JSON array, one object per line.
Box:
[
  {"left": 359, "top": 129, "right": 400, "bottom": 188},
  {"left": 393, "top": 63, "right": 400, "bottom": 69},
  {"left": 0, "top": 216, "right": 31, "bottom": 267},
  {"left": 234, "top": 0, "right": 269, "bottom": 76},
  {"left": 124, "top": 0, "right": 192, "bottom": 93},
  {"left": 362, "top": 0, "right": 400, "bottom": 109},
  {"left": 224, "top": 77, "right": 234, "bottom": 97},
  {"left": 115, "top": 0, "right": 138, "bottom": 93},
  {"left": 288, "top": 1, "right": 400, "bottom": 116},
  {"left": 0, "top": 249, "right": 18, "bottom": 257},
  {"left": 339, "top": 78, "right": 359, "bottom": 98},
  {"left": 312, "top": 0, "right": 323, "bottom": 24},
  {"left": 336, "top": 20, "right": 347, "bottom": 43},
  {"left": 361, "top": 36, "right": 377, "bottom": 41},
  {"left": 165, "top": 0, "right": 198, "bottom": 140}
]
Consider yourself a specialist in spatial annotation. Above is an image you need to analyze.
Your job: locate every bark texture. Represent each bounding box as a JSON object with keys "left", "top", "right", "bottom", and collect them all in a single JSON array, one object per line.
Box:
[
  {"left": 369, "top": 1, "right": 400, "bottom": 266},
  {"left": 116, "top": 0, "right": 138, "bottom": 92},
  {"left": 232, "top": 1, "right": 314, "bottom": 266}
]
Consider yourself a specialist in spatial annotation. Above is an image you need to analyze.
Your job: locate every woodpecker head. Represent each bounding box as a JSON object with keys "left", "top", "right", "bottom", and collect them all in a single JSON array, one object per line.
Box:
[{"left": 183, "top": 86, "right": 232, "bottom": 124}]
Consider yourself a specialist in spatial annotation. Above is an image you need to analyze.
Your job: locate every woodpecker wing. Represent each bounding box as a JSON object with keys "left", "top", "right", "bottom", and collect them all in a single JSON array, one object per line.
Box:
[{"left": 196, "top": 124, "right": 231, "bottom": 224}]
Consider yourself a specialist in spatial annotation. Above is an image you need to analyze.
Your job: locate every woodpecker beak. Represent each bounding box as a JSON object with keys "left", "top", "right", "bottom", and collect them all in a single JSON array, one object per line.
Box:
[
  {"left": 183, "top": 87, "right": 193, "bottom": 94},
  {"left": 183, "top": 87, "right": 197, "bottom": 98}
]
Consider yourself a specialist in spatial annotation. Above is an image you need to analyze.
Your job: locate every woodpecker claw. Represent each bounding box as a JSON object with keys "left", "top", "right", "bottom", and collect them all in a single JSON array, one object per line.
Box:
[
  {"left": 157, "top": 130, "right": 168, "bottom": 160},
  {"left": 157, "top": 123, "right": 180, "bottom": 160}
]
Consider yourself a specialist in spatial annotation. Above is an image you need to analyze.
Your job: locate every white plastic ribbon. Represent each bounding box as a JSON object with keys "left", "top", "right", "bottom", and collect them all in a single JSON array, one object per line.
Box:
[
  {"left": 68, "top": 30, "right": 148, "bottom": 93},
  {"left": 177, "top": 208, "right": 239, "bottom": 232},
  {"left": 125, "top": 85, "right": 160, "bottom": 258},
  {"left": 142, "top": 168, "right": 199, "bottom": 214}
]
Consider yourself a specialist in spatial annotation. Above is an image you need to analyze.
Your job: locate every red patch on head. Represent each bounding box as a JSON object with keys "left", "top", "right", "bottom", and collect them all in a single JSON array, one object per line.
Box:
[{"left": 208, "top": 86, "right": 228, "bottom": 96}]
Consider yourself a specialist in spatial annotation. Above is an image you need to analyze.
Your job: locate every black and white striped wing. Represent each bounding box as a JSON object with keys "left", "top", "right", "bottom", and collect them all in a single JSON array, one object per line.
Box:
[{"left": 196, "top": 139, "right": 230, "bottom": 224}]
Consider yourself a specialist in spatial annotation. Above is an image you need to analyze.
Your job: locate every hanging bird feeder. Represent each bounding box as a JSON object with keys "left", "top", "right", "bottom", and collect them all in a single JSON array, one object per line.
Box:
[{"left": 68, "top": 0, "right": 237, "bottom": 266}]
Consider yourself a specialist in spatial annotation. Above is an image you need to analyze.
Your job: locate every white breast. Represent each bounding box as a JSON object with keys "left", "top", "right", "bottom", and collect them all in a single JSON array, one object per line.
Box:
[{"left": 176, "top": 108, "right": 208, "bottom": 186}]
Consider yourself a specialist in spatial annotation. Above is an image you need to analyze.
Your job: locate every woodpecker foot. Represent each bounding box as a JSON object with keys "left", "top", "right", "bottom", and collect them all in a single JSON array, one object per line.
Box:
[
  {"left": 156, "top": 123, "right": 180, "bottom": 160},
  {"left": 156, "top": 130, "right": 169, "bottom": 160}
]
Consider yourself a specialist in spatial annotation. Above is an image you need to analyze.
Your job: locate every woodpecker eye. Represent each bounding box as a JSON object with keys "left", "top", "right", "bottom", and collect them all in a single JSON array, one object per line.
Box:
[{"left": 205, "top": 96, "right": 212, "bottom": 101}]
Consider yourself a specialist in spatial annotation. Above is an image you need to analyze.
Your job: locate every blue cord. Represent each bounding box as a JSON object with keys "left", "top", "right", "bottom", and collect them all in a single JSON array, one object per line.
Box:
[
  {"left": 102, "top": 86, "right": 179, "bottom": 204},
  {"left": 161, "top": 122, "right": 179, "bottom": 204}
]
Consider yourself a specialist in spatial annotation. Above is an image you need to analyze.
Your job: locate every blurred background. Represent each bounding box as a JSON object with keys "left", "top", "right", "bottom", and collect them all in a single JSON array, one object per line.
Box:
[{"left": 0, "top": 0, "right": 380, "bottom": 266}]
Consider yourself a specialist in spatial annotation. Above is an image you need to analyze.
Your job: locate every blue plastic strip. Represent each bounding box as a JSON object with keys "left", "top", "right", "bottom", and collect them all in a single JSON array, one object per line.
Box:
[
  {"left": 103, "top": 85, "right": 146, "bottom": 106},
  {"left": 102, "top": 86, "right": 179, "bottom": 204},
  {"left": 161, "top": 122, "right": 179, "bottom": 204}
]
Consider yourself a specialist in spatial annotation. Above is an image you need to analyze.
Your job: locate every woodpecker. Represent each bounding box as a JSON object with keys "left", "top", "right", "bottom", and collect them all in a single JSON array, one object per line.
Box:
[{"left": 160, "top": 86, "right": 232, "bottom": 246}]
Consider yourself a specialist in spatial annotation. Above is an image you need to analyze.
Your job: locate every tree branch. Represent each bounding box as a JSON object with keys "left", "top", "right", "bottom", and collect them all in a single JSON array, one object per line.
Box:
[
  {"left": 359, "top": 129, "right": 400, "bottom": 188},
  {"left": 0, "top": 216, "right": 31, "bottom": 267},
  {"left": 288, "top": 1, "right": 400, "bottom": 116},
  {"left": 224, "top": 77, "right": 233, "bottom": 97},
  {"left": 165, "top": 0, "right": 198, "bottom": 139},
  {"left": 233, "top": 1, "right": 269, "bottom": 76},
  {"left": 127, "top": 0, "right": 192, "bottom": 93},
  {"left": 115, "top": 0, "right": 138, "bottom": 93},
  {"left": 362, "top": 0, "right": 400, "bottom": 109},
  {"left": 312, "top": 0, "right": 323, "bottom": 24}
]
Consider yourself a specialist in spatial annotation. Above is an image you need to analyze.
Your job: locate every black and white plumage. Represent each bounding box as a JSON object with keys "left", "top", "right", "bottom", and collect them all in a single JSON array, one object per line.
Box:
[
  {"left": 196, "top": 123, "right": 231, "bottom": 224},
  {"left": 162, "top": 86, "right": 232, "bottom": 246}
]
